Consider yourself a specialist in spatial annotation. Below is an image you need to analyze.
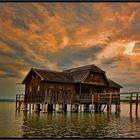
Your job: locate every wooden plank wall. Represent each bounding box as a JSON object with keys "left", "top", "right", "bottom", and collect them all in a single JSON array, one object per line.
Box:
[
  {"left": 84, "top": 72, "right": 107, "bottom": 86},
  {"left": 44, "top": 82, "right": 75, "bottom": 104},
  {"left": 25, "top": 81, "right": 75, "bottom": 104}
]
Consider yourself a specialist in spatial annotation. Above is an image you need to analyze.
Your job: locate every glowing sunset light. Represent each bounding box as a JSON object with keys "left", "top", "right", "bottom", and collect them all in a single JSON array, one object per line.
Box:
[
  {"left": 123, "top": 42, "right": 136, "bottom": 55},
  {"left": 0, "top": 3, "right": 140, "bottom": 99}
]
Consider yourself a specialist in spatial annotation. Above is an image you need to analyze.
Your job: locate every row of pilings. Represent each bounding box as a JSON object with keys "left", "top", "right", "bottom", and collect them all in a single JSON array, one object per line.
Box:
[{"left": 17, "top": 102, "right": 120, "bottom": 113}]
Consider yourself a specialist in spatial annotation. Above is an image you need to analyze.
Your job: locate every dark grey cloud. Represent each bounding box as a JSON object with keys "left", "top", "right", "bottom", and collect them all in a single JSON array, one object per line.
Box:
[
  {"left": 0, "top": 3, "right": 140, "bottom": 100},
  {"left": 101, "top": 56, "right": 121, "bottom": 66},
  {"left": 0, "top": 37, "right": 25, "bottom": 56},
  {"left": 135, "top": 42, "right": 140, "bottom": 47},
  {"left": 45, "top": 44, "right": 105, "bottom": 69},
  {"left": 39, "top": 3, "right": 101, "bottom": 37},
  {"left": 11, "top": 17, "right": 29, "bottom": 30},
  {"left": 0, "top": 36, "right": 48, "bottom": 77}
]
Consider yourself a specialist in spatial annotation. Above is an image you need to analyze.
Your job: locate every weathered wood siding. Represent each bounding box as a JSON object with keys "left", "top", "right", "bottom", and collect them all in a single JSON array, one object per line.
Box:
[
  {"left": 25, "top": 82, "right": 44, "bottom": 103},
  {"left": 105, "top": 88, "right": 120, "bottom": 103},
  {"left": 44, "top": 82, "right": 75, "bottom": 104},
  {"left": 108, "top": 88, "right": 120, "bottom": 93},
  {"left": 24, "top": 71, "right": 44, "bottom": 103},
  {"left": 84, "top": 72, "right": 107, "bottom": 86},
  {"left": 24, "top": 71, "right": 75, "bottom": 104},
  {"left": 24, "top": 70, "right": 120, "bottom": 104}
]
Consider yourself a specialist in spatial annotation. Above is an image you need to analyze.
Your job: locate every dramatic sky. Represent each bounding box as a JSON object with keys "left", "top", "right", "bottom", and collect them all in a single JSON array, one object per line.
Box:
[{"left": 0, "top": 2, "right": 140, "bottom": 98}]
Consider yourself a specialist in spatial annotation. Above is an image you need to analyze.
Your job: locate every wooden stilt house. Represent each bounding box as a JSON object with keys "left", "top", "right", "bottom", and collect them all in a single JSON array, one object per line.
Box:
[{"left": 20, "top": 64, "right": 122, "bottom": 112}]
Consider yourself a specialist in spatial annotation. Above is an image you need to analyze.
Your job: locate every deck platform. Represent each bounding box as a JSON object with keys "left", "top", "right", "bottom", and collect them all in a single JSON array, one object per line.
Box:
[{"left": 16, "top": 93, "right": 120, "bottom": 113}]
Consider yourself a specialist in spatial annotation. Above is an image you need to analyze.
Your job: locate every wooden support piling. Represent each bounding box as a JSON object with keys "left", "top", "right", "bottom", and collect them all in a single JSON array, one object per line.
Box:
[
  {"left": 15, "top": 94, "right": 17, "bottom": 111},
  {"left": 130, "top": 93, "right": 132, "bottom": 116},
  {"left": 48, "top": 104, "right": 53, "bottom": 112},
  {"left": 29, "top": 104, "right": 31, "bottom": 111},
  {"left": 102, "top": 104, "right": 106, "bottom": 112},
  {"left": 16, "top": 92, "right": 122, "bottom": 114},
  {"left": 32, "top": 104, "right": 34, "bottom": 111},
  {"left": 107, "top": 104, "right": 109, "bottom": 113},
  {"left": 97, "top": 94, "right": 100, "bottom": 112},
  {"left": 115, "top": 103, "right": 118, "bottom": 113},
  {"left": 108, "top": 93, "right": 112, "bottom": 113},
  {"left": 135, "top": 93, "right": 138, "bottom": 116},
  {"left": 91, "top": 94, "right": 94, "bottom": 112},
  {"left": 22, "top": 103, "right": 28, "bottom": 111}
]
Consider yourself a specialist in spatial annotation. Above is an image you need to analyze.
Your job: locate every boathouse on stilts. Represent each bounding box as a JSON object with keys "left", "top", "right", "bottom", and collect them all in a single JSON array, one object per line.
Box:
[{"left": 16, "top": 64, "right": 123, "bottom": 113}]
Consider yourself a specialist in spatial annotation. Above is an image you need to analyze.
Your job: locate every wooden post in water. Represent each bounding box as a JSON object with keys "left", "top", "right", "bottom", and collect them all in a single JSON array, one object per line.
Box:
[
  {"left": 91, "top": 94, "right": 94, "bottom": 112},
  {"left": 107, "top": 102, "right": 109, "bottom": 113},
  {"left": 41, "top": 103, "right": 48, "bottom": 113},
  {"left": 135, "top": 93, "right": 138, "bottom": 116},
  {"left": 90, "top": 88, "right": 94, "bottom": 112},
  {"left": 15, "top": 94, "right": 17, "bottom": 111},
  {"left": 32, "top": 104, "right": 34, "bottom": 111},
  {"left": 130, "top": 93, "right": 132, "bottom": 116},
  {"left": 115, "top": 94, "right": 120, "bottom": 113},
  {"left": 19, "top": 94, "right": 20, "bottom": 110},
  {"left": 48, "top": 104, "right": 53, "bottom": 112},
  {"left": 22, "top": 103, "right": 28, "bottom": 111},
  {"left": 79, "top": 84, "right": 81, "bottom": 112},
  {"left": 29, "top": 104, "right": 31, "bottom": 112},
  {"left": 97, "top": 94, "right": 100, "bottom": 112},
  {"left": 115, "top": 102, "right": 118, "bottom": 113},
  {"left": 109, "top": 93, "right": 112, "bottom": 113}
]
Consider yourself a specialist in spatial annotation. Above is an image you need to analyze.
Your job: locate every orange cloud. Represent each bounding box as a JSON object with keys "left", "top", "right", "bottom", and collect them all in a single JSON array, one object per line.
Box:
[{"left": 0, "top": 3, "right": 140, "bottom": 92}]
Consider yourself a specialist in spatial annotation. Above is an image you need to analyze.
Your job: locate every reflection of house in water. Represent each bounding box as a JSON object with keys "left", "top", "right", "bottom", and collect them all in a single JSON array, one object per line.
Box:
[
  {"left": 18, "top": 64, "right": 123, "bottom": 113},
  {"left": 21, "top": 112, "right": 115, "bottom": 138}
]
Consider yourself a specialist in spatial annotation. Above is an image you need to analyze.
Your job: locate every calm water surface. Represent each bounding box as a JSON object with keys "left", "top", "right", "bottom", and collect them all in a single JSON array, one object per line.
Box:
[{"left": 0, "top": 102, "right": 140, "bottom": 138}]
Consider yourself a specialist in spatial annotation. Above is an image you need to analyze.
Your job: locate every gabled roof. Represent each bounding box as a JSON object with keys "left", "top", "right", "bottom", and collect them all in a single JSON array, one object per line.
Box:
[
  {"left": 22, "top": 64, "right": 123, "bottom": 89},
  {"left": 63, "top": 64, "right": 107, "bottom": 83},
  {"left": 69, "top": 70, "right": 90, "bottom": 83},
  {"left": 34, "top": 68, "right": 73, "bottom": 83},
  {"left": 107, "top": 79, "right": 123, "bottom": 88},
  {"left": 22, "top": 68, "right": 73, "bottom": 84},
  {"left": 63, "top": 64, "right": 105, "bottom": 73}
]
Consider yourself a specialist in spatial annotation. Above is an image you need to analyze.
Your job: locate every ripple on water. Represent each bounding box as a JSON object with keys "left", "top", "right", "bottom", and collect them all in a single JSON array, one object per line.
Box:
[{"left": 1, "top": 103, "right": 140, "bottom": 138}]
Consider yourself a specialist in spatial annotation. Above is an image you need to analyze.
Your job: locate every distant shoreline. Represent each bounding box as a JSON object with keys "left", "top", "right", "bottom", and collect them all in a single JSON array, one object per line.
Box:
[
  {"left": 0, "top": 99, "right": 16, "bottom": 102},
  {"left": 120, "top": 100, "right": 130, "bottom": 102}
]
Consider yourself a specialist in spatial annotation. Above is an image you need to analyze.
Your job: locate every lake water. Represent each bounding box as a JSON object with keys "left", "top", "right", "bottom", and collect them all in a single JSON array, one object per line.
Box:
[{"left": 1, "top": 102, "right": 140, "bottom": 138}]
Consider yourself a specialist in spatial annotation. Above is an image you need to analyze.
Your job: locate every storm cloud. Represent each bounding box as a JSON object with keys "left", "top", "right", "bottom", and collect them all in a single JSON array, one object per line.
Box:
[{"left": 0, "top": 2, "right": 140, "bottom": 98}]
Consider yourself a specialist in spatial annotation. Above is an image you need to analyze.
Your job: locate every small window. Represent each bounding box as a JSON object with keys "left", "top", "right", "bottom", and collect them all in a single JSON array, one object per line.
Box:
[
  {"left": 30, "top": 86, "right": 32, "bottom": 92},
  {"left": 37, "top": 85, "right": 40, "bottom": 92}
]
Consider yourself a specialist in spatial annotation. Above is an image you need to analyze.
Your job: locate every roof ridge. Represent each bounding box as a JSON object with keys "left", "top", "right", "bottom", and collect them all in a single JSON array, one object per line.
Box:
[
  {"left": 32, "top": 67, "right": 61, "bottom": 73},
  {"left": 63, "top": 64, "right": 94, "bottom": 71},
  {"left": 63, "top": 64, "right": 105, "bottom": 73}
]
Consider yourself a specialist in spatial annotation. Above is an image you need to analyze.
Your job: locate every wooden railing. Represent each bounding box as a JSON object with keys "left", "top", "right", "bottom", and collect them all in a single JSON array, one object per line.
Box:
[
  {"left": 16, "top": 94, "right": 24, "bottom": 102},
  {"left": 18, "top": 93, "right": 120, "bottom": 104},
  {"left": 16, "top": 94, "right": 25, "bottom": 111},
  {"left": 75, "top": 93, "right": 120, "bottom": 104}
]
